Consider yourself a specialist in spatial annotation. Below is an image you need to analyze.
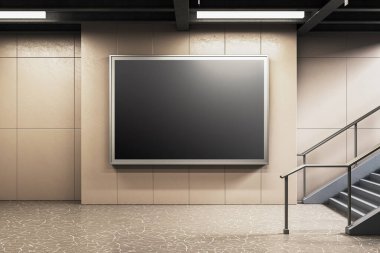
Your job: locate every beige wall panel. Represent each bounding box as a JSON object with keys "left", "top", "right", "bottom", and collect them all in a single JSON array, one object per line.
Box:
[
  {"left": 0, "top": 33, "right": 16, "bottom": 57},
  {"left": 18, "top": 32, "right": 74, "bottom": 57},
  {"left": 0, "top": 129, "right": 17, "bottom": 200},
  {"left": 0, "top": 58, "right": 16, "bottom": 128},
  {"left": 75, "top": 58, "right": 81, "bottom": 128},
  {"left": 17, "top": 129, "right": 74, "bottom": 200},
  {"left": 118, "top": 167, "right": 153, "bottom": 204},
  {"left": 298, "top": 58, "right": 347, "bottom": 128},
  {"left": 75, "top": 33, "right": 81, "bottom": 57},
  {"left": 225, "top": 24, "right": 260, "bottom": 55},
  {"left": 297, "top": 32, "right": 380, "bottom": 201},
  {"left": 298, "top": 33, "right": 346, "bottom": 58},
  {"left": 189, "top": 167, "right": 225, "bottom": 204},
  {"left": 346, "top": 32, "right": 380, "bottom": 57},
  {"left": 297, "top": 129, "right": 347, "bottom": 196},
  {"left": 75, "top": 129, "right": 81, "bottom": 200},
  {"left": 225, "top": 166, "right": 261, "bottom": 204},
  {"left": 190, "top": 24, "right": 224, "bottom": 55},
  {"left": 81, "top": 23, "right": 298, "bottom": 205},
  {"left": 347, "top": 58, "right": 380, "bottom": 128},
  {"left": 117, "top": 23, "right": 153, "bottom": 55},
  {"left": 153, "top": 23, "right": 189, "bottom": 55},
  {"left": 18, "top": 58, "right": 74, "bottom": 128},
  {"left": 153, "top": 167, "right": 189, "bottom": 204},
  {"left": 81, "top": 24, "right": 118, "bottom": 204},
  {"left": 347, "top": 129, "right": 380, "bottom": 161},
  {"left": 260, "top": 25, "right": 297, "bottom": 204}
]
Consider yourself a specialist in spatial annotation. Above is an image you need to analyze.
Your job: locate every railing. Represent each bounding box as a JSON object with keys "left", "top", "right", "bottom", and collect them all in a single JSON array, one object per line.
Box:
[
  {"left": 280, "top": 143, "right": 380, "bottom": 234},
  {"left": 280, "top": 105, "right": 380, "bottom": 234},
  {"left": 298, "top": 105, "right": 380, "bottom": 199}
]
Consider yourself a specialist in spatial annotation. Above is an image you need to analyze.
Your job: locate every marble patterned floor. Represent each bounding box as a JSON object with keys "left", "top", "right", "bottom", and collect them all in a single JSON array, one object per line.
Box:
[{"left": 0, "top": 202, "right": 379, "bottom": 253}]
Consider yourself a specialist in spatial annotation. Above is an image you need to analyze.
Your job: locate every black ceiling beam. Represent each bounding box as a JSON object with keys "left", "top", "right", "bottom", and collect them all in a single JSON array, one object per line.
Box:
[
  {"left": 326, "top": 12, "right": 380, "bottom": 22},
  {"left": 323, "top": 21, "right": 380, "bottom": 25},
  {"left": 314, "top": 23, "right": 380, "bottom": 31},
  {"left": 0, "top": 0, "right": 174, "bottom": 8},
  {"left": 335, "top": 8, "right": 380, "bottom": 12},
  {"left": 0, "top": 23, "right": 80, "bottom": 31},
  {"left": 298, "top": 0, "right": 348, "bottom": 34},
  {"left": 189, "top": 0, "right": 330, "bottom": 9},
  {"left": 0, "top": 12, "right": 175, "bottom": 23},
  {"left": 173, "top": 0, "right": 189, "bottom": 30}
]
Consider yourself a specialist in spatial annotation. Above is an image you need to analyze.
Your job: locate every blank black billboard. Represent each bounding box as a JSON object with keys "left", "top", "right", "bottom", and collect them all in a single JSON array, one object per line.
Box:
[{"left": 111, "top": 56, "right": 268, "bottom": 165}]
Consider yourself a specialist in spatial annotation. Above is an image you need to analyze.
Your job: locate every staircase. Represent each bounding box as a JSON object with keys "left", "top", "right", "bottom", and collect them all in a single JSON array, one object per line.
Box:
[
  {"left": 328, "top": 170, "right": 380, "bottom": 220},
  {"left": 281, "top": 105, "right": 380, "bottom": 235}
]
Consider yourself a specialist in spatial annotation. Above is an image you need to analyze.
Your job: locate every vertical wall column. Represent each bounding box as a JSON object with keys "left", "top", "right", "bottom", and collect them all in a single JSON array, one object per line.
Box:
[{"left": 0, "top": 32, "right": 81, "bottom": 200}]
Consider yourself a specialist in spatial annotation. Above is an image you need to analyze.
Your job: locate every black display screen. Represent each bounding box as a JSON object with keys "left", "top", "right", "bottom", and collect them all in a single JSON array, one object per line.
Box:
[{"left": 111, "top": 56, "right": 268, "bottom": 164}]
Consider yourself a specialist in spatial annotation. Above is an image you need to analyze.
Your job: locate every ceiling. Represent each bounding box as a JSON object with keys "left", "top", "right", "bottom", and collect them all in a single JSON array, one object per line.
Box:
[{"left": 0, "top": 0, "right": 379, "bottom": 33}]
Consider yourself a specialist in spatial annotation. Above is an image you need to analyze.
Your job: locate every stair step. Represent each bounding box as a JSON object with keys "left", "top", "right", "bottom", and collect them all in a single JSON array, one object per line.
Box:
[
  {"left": 359, "top": 179, "right": 380, "bottom": 194},
  {"left": 369, "top": 173, "right": 380, "bottom": 184},
  {"left": 329, "top": 197, "right": 365, "bottom": 219},
  {"left": 351, "top": 185, "right": 380, "bottom": 205},
  {"left": 339, "top": 192, "right": 378, "bottom": 213}
]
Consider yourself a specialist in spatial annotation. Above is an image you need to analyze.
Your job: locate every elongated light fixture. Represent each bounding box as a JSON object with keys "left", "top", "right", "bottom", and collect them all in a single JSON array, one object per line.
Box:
[
  {"left": 0, "top": 11, "right": 46, "bottom": 19},
  {"left": 197, "top": 11, "right": 305, "bottom": 19}
]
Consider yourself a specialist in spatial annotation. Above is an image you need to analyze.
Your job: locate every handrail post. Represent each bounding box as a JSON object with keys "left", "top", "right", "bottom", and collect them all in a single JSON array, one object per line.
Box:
[
  {"left": 347, "top": 166, "right": 352, "bottom": 227},
  {"left": 354, "top": 123, "right": 358, "bottom": 157},
  {"left": 284, "top": 176, "right": 289, "bottom": 234},
  {"left": 303, "top": 155, "right": 307, "bottom": 199}
]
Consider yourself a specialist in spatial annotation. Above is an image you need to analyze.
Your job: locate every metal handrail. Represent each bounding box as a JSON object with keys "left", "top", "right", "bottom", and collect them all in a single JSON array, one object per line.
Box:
[
  {"left": 281, "top": 142, "right": 380, "bottom": 179},
  {"left": 346, "top": 142, "right": 380, "bottom": 166},
  {"left": 298, "top": 105, "right": 380, "bottom": 157},
  {"left": 297, "top": 105, "right": 380, "bottom": 198},
  {"left": 280, "top": 143, "right": 380, "bottom": 235},
  {"left": 280, "top": 164, "right": 348, "bottom": 179}
]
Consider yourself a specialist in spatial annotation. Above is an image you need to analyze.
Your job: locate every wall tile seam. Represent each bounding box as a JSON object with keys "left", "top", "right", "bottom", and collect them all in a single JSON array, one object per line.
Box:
[
  {"left": 187, "top": 166, "right": 190, "bottom": 205},
  {"left": 259, "top": 24, "right": 263, "bottom": 204},
  {"left": 16, "top": 34, "right": 18, "bottom": 200},
  {"left": 73, "top": 42, "right": 76, "bottom": 200},
  {"left": 345, "top": 54, "right": 348, "bottom": 163},
  {"left": 0, "top": 57, "right": 81, "bottom": 59},
  {"left": 11, "top": 57, "right": 78, "bottom": 59},
  {"left": 10, "top": 128, "right": 79, "bottom": 130}
]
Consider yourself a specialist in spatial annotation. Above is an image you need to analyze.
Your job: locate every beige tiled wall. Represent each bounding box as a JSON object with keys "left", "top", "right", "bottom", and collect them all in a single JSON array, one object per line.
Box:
[
  {"left": 82, "top": 23, "right": 297, "bottom": 204},
  {"left": 0, "top": 32, "right": 80, "bottom": 200},
  {"left": 297, "top": 32, "right": 380, "bottom": 200}
]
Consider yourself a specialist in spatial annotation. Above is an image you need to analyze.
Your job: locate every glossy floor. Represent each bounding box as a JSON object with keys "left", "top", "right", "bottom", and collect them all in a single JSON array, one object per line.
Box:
[{"left": 0, "top": 202, "right": 379, "bottom": 252}]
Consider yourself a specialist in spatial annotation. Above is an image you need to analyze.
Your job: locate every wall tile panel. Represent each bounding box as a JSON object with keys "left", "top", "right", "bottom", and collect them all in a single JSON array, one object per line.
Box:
[
  {"left": 17, "top": 129, "right": 74, "bottom": 200},
  {"left": 0, "top": 129, "right": 17, "bottom": 200},
  {"left": 0, "top": 58, "right": 17, "bottom": 128},
  {"left": 18, "top": 58, "right": 74, "bottom": 128}
]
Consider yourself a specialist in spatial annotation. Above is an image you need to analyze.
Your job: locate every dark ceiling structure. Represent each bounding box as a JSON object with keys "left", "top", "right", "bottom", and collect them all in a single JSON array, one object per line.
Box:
[{"left": 0, "top": 0, "right": 379, "bottom": 33}]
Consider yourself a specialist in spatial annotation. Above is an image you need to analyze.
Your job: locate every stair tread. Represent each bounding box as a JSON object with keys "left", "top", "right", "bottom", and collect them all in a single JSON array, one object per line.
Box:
[
  {"left": 352, "top": 185, "right": 380, "bottom": 197},
  {"left": 340, "top": 192, "right": 378, "bottom": 209},
  {"left": 329, "top": 197, "right": 366, "bottom": 217},
  {"left": 360, "top": 178, "right": 380, "bottom": 186},
  {"left": 369, "top": 173, "right": 380, "bottom": 181}
]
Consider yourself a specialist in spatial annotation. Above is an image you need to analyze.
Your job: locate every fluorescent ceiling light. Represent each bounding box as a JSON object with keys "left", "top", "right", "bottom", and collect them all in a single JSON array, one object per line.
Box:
[
  {"left": 0, "top": 11, "right": 46, "bottom": 19},
  {"left": 197, "top": 11, "right": 305, "bottom": 19}
]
